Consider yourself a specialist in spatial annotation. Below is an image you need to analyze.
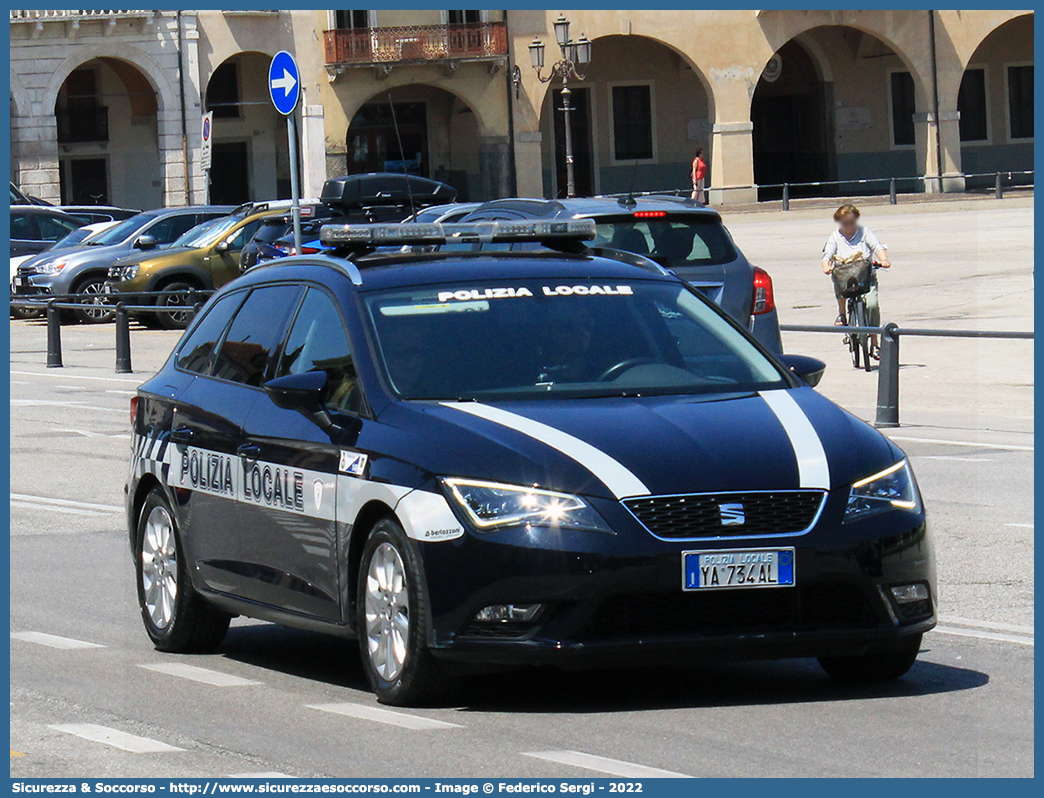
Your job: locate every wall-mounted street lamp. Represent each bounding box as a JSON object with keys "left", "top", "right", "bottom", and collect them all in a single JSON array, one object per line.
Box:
[{"left": 528, "top": 16, "right": 591, "bottom": 198}]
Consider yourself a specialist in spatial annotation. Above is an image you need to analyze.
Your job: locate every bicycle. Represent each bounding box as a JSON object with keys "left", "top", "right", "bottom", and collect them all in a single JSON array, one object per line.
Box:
[{"left": 830, "top": 259, "right": 879, "bottom": 372}]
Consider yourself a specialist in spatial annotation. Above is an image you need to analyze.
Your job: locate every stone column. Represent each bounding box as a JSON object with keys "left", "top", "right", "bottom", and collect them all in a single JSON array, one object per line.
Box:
[
  {"left": 300, "top": 104, "right": 327, "bottom": 199},
  {"left": 708, "top": 122, "right": 757, "bottom": 206}
]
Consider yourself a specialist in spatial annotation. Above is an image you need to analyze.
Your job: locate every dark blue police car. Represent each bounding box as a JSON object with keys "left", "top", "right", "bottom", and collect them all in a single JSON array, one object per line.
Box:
[{"left": 126, "top": 220, "right": 934, "bottom": 706}]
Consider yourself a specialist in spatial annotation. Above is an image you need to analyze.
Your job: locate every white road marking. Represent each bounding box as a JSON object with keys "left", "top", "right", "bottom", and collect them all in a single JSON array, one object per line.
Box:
[
  {"left": 933, "top": 627, "right": 1033, "bottom": 647},
  {"left": 10, "top": 399, "right": 125, "bottom": 414},
  {"left": 11, "top": 369, "right": 142, "bottom": 385},
  {"left": 11, "top": 493, "right": 121, "bottom": 512},
  {"left": 938, "top": 616, "right": 1034, "bottom": 635},
  {"left": 53, "top": 427, "right": 126, "bottom": 439},
  {"left": 1005, "top": 523, "right": 1034, "bottom": 529},
  {"left": 10, "top": 500, "right": 112, "bottom": 517},
  {"left": 919, "top": 455, "right": 994, "bottom": 462},
  {"left": 306, "top": 702, "right": 462, "bottom": 730},
  {"left": 888, "top": 435, "right": 1033, "bottom": 452},
  {"left": 11, "top": 632, "right": 105, "bottom": 650},
  {"left": 441, "top": 402, "right": 650, "bottom": 499},
  {"left": 229, "top": 773, "right": 296, "bottom": 779},
  {"left": 138, "top": 663, "right": 262, "bottom": 687},
  {"left": 524, "top": 750, "right": 694, "bottom": 778},
  {"left": 759, "top": 390, "right": 830, "bottom": 489},
  {"left": 48, "top": 724, "right": 183, "bottom": 753},
  {"left": 105, "top": 389, "right": 138, "bottom": 396}
]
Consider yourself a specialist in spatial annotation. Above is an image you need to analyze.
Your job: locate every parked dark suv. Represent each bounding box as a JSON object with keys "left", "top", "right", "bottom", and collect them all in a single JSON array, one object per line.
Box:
[{"left": 459, "top": 196, "right": 782, "bottom": 352}]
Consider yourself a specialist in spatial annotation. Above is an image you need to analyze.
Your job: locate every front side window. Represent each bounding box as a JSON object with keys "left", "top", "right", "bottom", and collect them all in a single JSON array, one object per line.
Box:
[
  {"left": 364, "top": 279, "right": 787, "bottom": 401},
  {"left": 9, "top": 213, "right": 34, "bottom": 240},
  {"left": 148, "top": 214, "right": 205, "bottom": 245},
  {"left": 277, "top": 288, "right": 363, "bottom": 414},
  {"left": 175, "top": 291, "right": 248, "bottom": 374},
  {"left": 211, "top": 285, "right": 303, "bottom": 387},
  {"left": 612, "top": 85, "right": 654, "bottom": 161}
]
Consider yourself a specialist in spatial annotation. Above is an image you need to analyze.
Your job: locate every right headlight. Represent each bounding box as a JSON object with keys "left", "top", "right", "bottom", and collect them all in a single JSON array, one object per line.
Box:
[
  {"left": 844, "top": 459, "right": 920, "bottom": 523},
  {"left": 442, "top": 478, "right": 612, "bottom": 534},
  {"left": 36, "top": 259, "right": 68, "bottom": 275}
]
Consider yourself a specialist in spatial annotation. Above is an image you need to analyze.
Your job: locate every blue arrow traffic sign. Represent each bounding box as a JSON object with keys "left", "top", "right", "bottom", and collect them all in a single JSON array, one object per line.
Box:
[{"left": 268, "top": 50, "right": 300, "bottom": 116}]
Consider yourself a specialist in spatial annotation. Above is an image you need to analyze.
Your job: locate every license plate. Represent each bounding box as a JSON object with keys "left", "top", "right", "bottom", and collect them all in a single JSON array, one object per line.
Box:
[
  {"left": 682, "top": 547, "right": 795, "bottom": 591},
  {"left": 14, "top": 277, "right": 24, "bottom": 287}
]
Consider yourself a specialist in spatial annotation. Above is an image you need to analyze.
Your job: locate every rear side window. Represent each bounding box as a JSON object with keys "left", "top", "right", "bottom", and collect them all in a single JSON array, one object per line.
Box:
[
  {"left": 38, "top": 215, "right": 79, "bottom": 241},
  {"left": 148, "top": 213, "right": 202, "bottom": 245},
  {"left": 176, "top": 291, "right": 248, "bottom": 374},
  {"left": 211, "top": 285, "right": 304, "bottom": 387},
  {"left": 276, "top": 288, "right": 363, "bottom": 414},
  {"left": 9, "top": 213, "right": 35, "bottom": 239}
]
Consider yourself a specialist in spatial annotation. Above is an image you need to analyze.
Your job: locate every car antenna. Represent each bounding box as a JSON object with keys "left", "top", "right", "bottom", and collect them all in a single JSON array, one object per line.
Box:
[
  {"left": 620, "top": 159, "right": 639, "bottom": 208},
  {"left": 387, "top": 93, "right": 417, "bottom": 220}
]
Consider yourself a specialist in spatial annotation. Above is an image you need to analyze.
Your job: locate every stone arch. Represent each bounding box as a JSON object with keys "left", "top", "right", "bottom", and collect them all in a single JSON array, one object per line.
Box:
[
  {"left": 344, "top": 78, "right": 495, "bottom": 140},
  {"left": 42, "top": 42, "right": 177, "bottom": 118},
  {"left": 10, "top": 69, "right": 30, "bottom": 119}
]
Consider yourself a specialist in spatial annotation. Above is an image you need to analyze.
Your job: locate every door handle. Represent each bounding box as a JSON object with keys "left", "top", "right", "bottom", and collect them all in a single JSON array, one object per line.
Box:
[
  {"left": 236, "top": 443, "right": 261, "bottom": 458},
  {"left": 170, "top": 426, "right": 194, "bottom": 443}
]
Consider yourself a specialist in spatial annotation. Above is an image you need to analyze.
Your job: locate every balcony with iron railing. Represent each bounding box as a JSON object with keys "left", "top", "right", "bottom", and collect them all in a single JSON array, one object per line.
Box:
[
  {"left": 324, "top": 21, "right": 507, "bottom": 68},
  {"left": 10, "top": 10, "right": 153, "bottom": 21}
]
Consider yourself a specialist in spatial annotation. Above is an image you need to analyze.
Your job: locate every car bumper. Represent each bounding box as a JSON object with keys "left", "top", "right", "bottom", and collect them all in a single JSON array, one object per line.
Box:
[{"left": 419, "top": 499, "right": 935, "bottom": 667}]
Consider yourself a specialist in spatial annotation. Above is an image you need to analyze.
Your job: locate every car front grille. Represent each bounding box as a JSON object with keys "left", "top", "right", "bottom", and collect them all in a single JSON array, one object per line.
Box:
[
  {"left": 579, "top": 583, "right": 880, "bottom": 641},
  {"left": 623, "top": 491, "right": 826, "bottom": 539}
]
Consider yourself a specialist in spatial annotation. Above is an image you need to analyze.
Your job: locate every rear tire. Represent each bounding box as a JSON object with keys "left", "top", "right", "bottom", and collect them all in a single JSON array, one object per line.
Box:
[
  {"left": 71, "top": 276, "right": 114, "bottom": 324},
  {"left": 818, "top": 634, "right": 922, "bottom": 682},
  {"left": 155, "top": 280, "right": 200, "bottom": 330},
  {"left": 356, "top": 518, "right": 454, "bottom": 706},
  {"left": 134, "top": 488, "right": 230, "bottom": 653}
]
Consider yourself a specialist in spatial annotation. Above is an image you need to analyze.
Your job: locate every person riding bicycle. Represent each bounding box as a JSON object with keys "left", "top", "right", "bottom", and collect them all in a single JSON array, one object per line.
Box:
[{"left": 821, "top": 203, "right": 891, "bottom": 359}]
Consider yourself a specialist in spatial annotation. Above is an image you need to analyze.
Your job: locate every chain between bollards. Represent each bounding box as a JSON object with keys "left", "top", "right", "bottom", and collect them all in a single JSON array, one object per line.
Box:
[
  {"left": 115, "top": 303, "right": 132, "bottom": 374},
  {"left": 46, "top": 300, "right": 63, "bottom": 368}
]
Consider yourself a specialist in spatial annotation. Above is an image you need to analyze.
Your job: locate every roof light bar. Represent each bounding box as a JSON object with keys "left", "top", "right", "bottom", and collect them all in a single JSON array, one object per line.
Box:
[{"left": 319, "top": 220, "right": 597, "bottom": 249}]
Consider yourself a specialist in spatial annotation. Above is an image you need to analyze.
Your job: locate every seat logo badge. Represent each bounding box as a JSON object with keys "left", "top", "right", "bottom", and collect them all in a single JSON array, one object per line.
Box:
[
  {"left": 313, "top": 479, "right": 324, "bottom": 512},
  {"left": 719, "top": 502, "right": 745, "bottom": 526},
  {"left": 339, "top": 450, "right": 368, "bottom": 477}
]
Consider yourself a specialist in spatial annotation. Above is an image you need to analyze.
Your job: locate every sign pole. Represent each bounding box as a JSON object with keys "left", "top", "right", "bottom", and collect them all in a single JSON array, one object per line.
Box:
[
  {"left": 268, "top": 50, "right": 303, "bottom": 253},
  {"left": 287, "top": 112, "right": 302, "bottom": 254}
]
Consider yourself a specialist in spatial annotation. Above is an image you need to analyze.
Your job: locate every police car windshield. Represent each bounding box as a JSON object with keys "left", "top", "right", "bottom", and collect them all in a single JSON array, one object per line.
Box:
[
  {"left": 363, "top": 279, "right": 788, "bottom": 401},
  {"left": 590, "top": 215, "right": 737, "bottom": 267},
  {"left": 87, "top": 213, "right": 155, "bottom": 246}
]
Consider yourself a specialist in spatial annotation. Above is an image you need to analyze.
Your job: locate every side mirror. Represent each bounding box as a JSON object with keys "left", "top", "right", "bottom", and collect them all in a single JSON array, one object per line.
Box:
[
  {"left": 215, "top": 240, "right": 230, "bottom": 253},
  {"left": 134, "top": 234, "right": 158, "bottom": 250},
  {"left": 263, "top": 370, "right": 333, "bottom": 429},
  {"left": 779, "top": 354, "right": 826, "bottom": 388}
]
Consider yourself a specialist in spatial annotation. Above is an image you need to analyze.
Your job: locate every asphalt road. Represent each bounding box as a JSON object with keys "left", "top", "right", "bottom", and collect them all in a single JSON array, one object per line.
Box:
[{"left": 8, "top": 197, "right": 1034, "bottom": 778}]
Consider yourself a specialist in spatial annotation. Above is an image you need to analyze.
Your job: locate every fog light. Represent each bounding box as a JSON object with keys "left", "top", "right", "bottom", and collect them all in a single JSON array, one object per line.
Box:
[
  {"left": 473, "top": 603, "right": 543, "bottom": 622},
  {"left": 890, "top": 584, "right": 929, "bottom": 604}
]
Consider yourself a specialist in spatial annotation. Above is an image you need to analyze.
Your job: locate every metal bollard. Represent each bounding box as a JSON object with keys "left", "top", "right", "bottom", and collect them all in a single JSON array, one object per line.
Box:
[
  {"left": 874, "top": 323, "right": 901, "bottom": 428},
  {"left": 781, "top": 183, "right": 790, "bottom": 212},
  {"left": 115, "top": 303, "right": 132, "bottom": 374},
  {"left": 889, "top": 177, "right": 897, "bottom": 205},
  {"left": 995, "top": 172, "right": 1004, "bottom": 200},
  {"left": 46, "top": 301, "right": 63, "bottom": 368}
]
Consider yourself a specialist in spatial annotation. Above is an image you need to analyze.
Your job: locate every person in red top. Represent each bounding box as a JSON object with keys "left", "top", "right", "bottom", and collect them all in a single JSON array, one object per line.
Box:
[{"left": 690, "top": 148, "right": 707, "bottom": 204}]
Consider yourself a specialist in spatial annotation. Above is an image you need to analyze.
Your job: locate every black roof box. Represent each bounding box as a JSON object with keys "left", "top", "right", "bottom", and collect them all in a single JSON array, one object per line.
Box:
[{"left": 320, "top": 173, "right": 457, "bottom": 211}]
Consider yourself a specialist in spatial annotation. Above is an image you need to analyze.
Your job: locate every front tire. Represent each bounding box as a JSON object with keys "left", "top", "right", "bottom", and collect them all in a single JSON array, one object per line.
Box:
[
  {"left": 72, "top": 276, "right": 114, "bottom": 324},
  {"left": 155, "top": 281, "right": 200, "bottom": 330},
  {"left": 818, "top": 634, "right": 922, "bottom": 682},
  {"left": 135, "top": 488, "right": 230, "bottom": 652},
  {"left": 356, "top": 518, "right": 452, "bottom": 706}
]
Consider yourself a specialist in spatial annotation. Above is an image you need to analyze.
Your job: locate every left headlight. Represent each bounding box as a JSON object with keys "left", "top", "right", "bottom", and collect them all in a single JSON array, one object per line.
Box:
[
  {"left": 36, "top": 259, "right": 68, "bottom": 275},
  {"left": 844, "top": 459, "right": 920, "bottom": 523},
  {"left": 442, "top": 478, "right": 612, "bottom": 534}
]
